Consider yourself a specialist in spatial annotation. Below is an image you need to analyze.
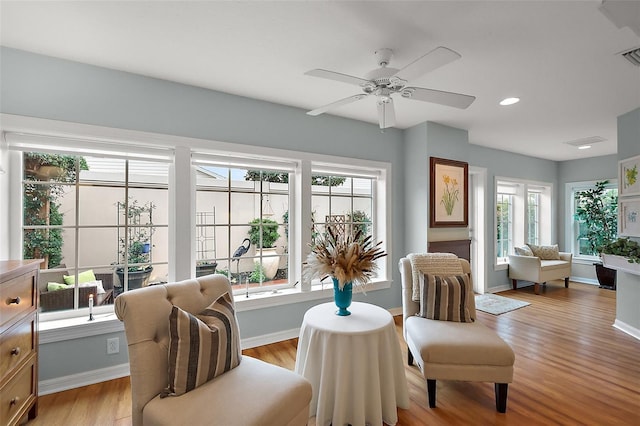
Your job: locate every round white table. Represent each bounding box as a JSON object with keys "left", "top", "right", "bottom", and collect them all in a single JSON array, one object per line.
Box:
[{"left": 295, "top": 302, "right": 409, "bottom": 426}]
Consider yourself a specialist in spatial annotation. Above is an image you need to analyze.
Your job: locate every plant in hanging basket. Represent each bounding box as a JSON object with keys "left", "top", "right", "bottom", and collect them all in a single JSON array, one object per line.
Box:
[{"left": 303, "top": 227, "right": 387, "bottom": 290}]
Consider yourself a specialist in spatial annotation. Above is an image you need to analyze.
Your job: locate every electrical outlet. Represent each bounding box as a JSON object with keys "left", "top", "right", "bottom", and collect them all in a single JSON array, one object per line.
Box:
[{"left": 107, "top": 337, "right": 119, "bottom": 355}]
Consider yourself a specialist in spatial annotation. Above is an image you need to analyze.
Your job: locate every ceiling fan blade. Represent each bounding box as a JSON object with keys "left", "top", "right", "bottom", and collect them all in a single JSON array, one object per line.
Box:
[
  {"left": 401, "top": 86, "right": 475, "bottom": 109},
  {"left": 393, "top": 46, "right": 462, "bottom": 82},
  {"left": 305, "top": 69, "right": 370, "bottom": 87},
  {"left": 307, "top": 94, "right": 368, "bottom": 116},
  {"left": 377, "top": 98, "right": 396, "bottom": 129}
]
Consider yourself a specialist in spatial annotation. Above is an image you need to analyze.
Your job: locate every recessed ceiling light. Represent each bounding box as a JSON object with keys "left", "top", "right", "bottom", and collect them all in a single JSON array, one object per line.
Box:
[
  {"left": 499, "top": 97, "right": 520, "bottom": 106},
  {"left": 578, "top": 145, "right": 592, "bottom": 150}
]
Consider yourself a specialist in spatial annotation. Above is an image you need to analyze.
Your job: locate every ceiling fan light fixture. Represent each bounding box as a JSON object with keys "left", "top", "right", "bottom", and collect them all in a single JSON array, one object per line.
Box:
[{"left": 499, "top": 97, "right": 520, "bottom": 106}]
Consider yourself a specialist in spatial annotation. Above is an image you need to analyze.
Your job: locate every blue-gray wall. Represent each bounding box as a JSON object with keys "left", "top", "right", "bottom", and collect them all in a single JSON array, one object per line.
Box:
[
  {"left": 1, "top": 46, "right": 632, "bottom": 384},
  {"left": 404, "top": 121, "right": 559, "bottom": 291},
  {"left": 616, "top": 107, "right": 640, "bottom": 331}
]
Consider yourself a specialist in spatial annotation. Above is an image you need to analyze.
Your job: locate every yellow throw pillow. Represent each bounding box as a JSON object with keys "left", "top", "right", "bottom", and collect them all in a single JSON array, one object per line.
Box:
[{"left": 63, "top": 269, "right": 97, "bottom": 285}]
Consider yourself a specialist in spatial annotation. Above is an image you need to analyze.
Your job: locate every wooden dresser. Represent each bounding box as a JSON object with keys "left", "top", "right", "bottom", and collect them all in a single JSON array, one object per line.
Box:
[{"left": 1, "top": 260, "right": 41, "bottom": 426}]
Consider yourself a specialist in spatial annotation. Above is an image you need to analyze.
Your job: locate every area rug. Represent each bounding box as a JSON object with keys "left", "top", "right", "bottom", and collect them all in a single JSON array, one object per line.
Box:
[{"left": 475, "top": 293, "right": 530, "bottom": 315}]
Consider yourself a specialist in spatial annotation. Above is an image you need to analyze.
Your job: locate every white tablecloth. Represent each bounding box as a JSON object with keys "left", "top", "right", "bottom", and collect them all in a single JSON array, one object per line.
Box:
[{"left": 295, "top": 302, "right": 410, "bottom": 426}]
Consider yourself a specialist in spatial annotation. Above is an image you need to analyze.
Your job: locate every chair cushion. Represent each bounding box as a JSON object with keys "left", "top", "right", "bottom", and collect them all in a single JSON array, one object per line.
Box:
[
  {"left": 144, "top": 356, "right": 312, "bottom": 426},
  {"left": 164, "top": 292, "right": 242, "bottom": 397},
  {"left": 405, "top": 316, "right": 515, "bottom": 367},
  {"left": 514, "top": 246, "right": 534, "bottom": 256},
  {"left": 540, "top": 260, "right": 571, "bottom": 271},
  {"left": 418, "top": 274, "right": 472, "bottom": 322},
  {"left": 527, "top": 243, "right": 560, "bottom": 260}
]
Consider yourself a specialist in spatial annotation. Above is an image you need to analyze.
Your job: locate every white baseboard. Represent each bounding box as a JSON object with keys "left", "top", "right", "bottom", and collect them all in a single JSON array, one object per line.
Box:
[
  {"left": 39, "top": 363, "right": 130, "bottom": 396},
  {"left": 240, "top": 328, "right": 300, "bottom": 349},
  {"left": 389, "top": 307, "right": 402, "bottom": 316},
  {"left": 613, "top": 319, "right": 640, "bottom": 341},
  {"left": 570, "top": 276, "right": 599, "bottom": 285}
]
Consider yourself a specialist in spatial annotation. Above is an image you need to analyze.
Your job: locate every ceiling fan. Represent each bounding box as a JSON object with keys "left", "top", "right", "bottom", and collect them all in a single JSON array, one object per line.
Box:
[{"left": 305, "top": 47, "right": 476, "bottom": 129}]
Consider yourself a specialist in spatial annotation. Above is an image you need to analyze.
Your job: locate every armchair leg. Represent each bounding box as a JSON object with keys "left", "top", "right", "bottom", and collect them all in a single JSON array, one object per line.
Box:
[
  {"left": 512, "top": 279, "right": 517, "bottom": 290},
  {"left": 534, "top": 283, "right": 540, "bottom": 294},
  {"left": 565, "top": 277, "right": 569, "bottom": 288},
  {"left": 495, "top": 383, "right": 509, "bottom": 413},
  {"left": 408, "top": 348, "right": 414, "bottom": 366},
  {"left": 427, "top": 379, "right": 436, "bottom": 408}
]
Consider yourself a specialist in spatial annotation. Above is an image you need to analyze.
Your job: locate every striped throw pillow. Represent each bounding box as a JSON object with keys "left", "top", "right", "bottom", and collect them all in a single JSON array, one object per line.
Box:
[
  {"left": 419, "top": 273, "right": 472, "bottom": 322},
  {"left": 163, "top": 292, "right": 242, "bottom": 397}
]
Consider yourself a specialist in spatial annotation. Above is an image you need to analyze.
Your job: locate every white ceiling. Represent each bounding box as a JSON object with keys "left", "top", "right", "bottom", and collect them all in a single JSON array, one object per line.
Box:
[{"left": 1, "top": 1, "right": 639, "bottom": 161}]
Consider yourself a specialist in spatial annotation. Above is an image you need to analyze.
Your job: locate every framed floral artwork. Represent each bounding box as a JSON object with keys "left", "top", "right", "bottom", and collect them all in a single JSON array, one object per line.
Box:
[
  {"left": 430, "top": 157, "right": 468, "bottom": 228},
  {"left": 619, "top": 155, "right": 640, "bottom": 197},
  {"left": 619, "top": 197, "right": 640, "bottom": 237}
]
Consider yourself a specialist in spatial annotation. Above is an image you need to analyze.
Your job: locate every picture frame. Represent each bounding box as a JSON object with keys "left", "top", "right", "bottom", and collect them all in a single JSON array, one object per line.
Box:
[
  {"left": 619, "top": 197, "right": 640, "bottom": 237},
  {"left": 430, "top": 157, "right": 468, "bottom": 228},
  {"left": 619, "top": 155, "right": 640, "bottom": 197}
]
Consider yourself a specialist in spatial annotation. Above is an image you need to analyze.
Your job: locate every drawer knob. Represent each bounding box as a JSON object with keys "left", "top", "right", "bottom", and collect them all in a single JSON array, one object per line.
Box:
[
  {"left": 11, "top": 347, "right": 21, "bottom": 356},
  {"left": 7, "top": 296, "right": 21, "bottom": 305},
  {"left": 10, "top": 396, "right": 20, "bottom": 406}
]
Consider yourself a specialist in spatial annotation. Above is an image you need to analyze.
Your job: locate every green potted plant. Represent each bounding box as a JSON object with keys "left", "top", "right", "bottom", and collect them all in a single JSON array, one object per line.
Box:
[
  {"left": 248, "top": 218, "right": 280, "bottom": 280},
  {"left": 601, "top": 238, "right": 640, "bottom": 275},
  {"left": 574, "top": 180, "right": 618, "bottom": 288},
  {"left": 115, "top": 199, "right": 155, "bottom": 292}
]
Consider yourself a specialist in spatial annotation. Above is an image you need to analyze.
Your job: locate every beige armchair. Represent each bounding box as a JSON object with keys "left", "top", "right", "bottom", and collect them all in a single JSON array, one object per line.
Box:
[
  {"left": 399, "top": 256, "right": 515, "bottom": 412},
  {"left": 115, "top": 274, "right": 312, "bottom": 426},
  {"left": 509, "top": 252, "right": 572, "bottom": 294}
]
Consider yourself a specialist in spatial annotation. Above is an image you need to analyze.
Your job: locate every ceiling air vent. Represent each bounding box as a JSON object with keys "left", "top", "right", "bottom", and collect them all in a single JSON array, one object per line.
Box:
[
  {"left": 565, "top": 136, "right": 606, "bottom": 147},
  {"left": 621, "top": 47, "right": 640, "bottom": 66}
]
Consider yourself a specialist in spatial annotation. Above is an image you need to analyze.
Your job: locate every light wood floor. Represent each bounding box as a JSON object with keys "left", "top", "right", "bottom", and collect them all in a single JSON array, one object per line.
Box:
[{"left": 25, "top": 282, "right": 640, "bottom": 425}]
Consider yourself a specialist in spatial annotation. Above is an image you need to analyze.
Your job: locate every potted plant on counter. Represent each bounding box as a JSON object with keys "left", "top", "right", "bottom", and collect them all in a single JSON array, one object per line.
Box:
[{"left": 601, "top": 237, "right": 640, "bottom": 275}]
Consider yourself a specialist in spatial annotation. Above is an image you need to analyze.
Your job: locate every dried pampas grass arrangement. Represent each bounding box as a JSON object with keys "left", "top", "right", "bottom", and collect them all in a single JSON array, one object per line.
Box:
[{"left": 303, "top": 227, "right": 387, "bottom": 290}]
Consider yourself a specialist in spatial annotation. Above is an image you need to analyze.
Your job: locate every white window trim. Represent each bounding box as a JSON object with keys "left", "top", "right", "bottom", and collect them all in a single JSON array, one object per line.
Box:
[{"left": 1, "top": 114, "right": 392, "bottom": 328}]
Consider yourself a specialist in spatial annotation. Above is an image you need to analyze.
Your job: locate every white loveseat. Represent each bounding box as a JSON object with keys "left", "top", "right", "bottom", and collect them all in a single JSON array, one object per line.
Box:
[{"left": 508, "top": 251, "right": 572, "bottom": 295}]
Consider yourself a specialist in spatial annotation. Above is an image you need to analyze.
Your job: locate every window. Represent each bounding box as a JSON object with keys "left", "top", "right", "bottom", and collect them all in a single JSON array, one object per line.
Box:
[
  {"left": 496, "top": 191, "right": 513, "bottom": 263},
  {"left": 194, "top": 165, "right": 291, "bottom": 294},
  {"left": 527, "top": 190, "right": 541, "bottom": 245},
  {"left": 5, "top": 124, "right": 390, "bottom": 317},
  {"left": 310, "top": 173, "right": 375, "bottom": 285},
  {"left": 569, "top": 180, "right": 618, "bottom": 260},
  {"left": 21, "top": 151, "right": 170, "bottom": 312},
  {"left": 495, "top": 178, "right": 552, "bottom": 267}
]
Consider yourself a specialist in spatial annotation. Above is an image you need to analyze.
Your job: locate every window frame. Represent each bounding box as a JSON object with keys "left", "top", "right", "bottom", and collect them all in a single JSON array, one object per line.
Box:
[{"left": 566, "top": 179, "right": 618, "bottom": 263}]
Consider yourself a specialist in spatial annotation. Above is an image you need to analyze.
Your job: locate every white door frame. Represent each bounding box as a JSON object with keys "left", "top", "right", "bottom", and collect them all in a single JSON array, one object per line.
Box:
[{"left": 469, "top": 166, "right": 487, "bottom": 294}]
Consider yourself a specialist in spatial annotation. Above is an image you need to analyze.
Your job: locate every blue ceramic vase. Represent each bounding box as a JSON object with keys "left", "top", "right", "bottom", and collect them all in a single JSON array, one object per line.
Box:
[{"left": 332, "top": 277, "right": 353, "bottom": 316}]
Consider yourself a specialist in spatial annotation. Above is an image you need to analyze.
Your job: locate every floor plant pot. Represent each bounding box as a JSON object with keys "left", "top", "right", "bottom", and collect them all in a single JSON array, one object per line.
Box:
[
  {"left": 594, "top": 262, "right": 616, "bottom": 290},
  {"left": 196, "top": 262, "right": 218, "bottom": 277},
  {"left": 259, "top": 248, "right": 280, "bottom": 280},
  {"left": 115, "top": 266, "right": 153, "bottom": 295}
]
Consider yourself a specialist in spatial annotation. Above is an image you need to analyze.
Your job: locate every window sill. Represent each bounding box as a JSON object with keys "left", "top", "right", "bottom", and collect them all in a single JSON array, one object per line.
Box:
[
  {"left": 233, "top": 279, "right": 391, "bottom": 312},
  {"left": 38, "top": 279, "right": 392, "bottom": 343},
  {"left": 494, "top": 263, "right": 508, "bottom": 271}
]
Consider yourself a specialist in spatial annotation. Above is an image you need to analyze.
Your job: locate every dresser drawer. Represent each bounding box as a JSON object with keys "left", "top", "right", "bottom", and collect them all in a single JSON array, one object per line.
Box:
[
  {"left": 1, "top": 316, "right": 36, "bottom": 383},
  {"left": 0, "top": 356, "right": 36, "bottom": 426},
  {"left": 0, "top": 270, "right": 37, "bottom": 333}
]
